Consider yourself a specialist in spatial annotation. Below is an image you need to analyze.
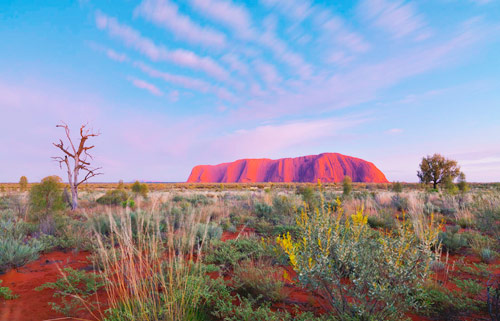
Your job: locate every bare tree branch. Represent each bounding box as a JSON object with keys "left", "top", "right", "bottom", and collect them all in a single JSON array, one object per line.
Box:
[{"left": 52, "top": 122, "right": 102, "bottom": 209}]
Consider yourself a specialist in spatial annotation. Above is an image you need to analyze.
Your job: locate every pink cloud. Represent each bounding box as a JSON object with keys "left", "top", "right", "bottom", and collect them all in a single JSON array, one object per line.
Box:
[
  {"left": 134, "top": 61, "right": 211, "bottom": 92},
  {"left": 135, "top": 0, "right": 226, "bottom": 48},
  {"left": 211, "top": 116, "right": 368, "bottom": 158},
  {"left": 127, "top": 76, "right": 163, "bottom": 96},
  {"left": 359, "top": 0, "right": 430, "bottom": 40},
  {"left": 134, "top": 62, "right": 237, "bottom": 102},
  {"left": 189, "top": 0, "right": 254, "bottom": 38},
  {"left": 96, "top": 11, "right": 229, "bottom": 80},
  {"left": 106, "top": 48, "right": 129, "bottom": 62}
]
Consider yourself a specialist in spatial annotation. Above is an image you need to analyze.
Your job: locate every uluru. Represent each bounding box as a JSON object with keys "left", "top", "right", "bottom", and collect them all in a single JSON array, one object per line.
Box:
[{"left": 187, "top": 153, "right": 389, "bottom": 183}]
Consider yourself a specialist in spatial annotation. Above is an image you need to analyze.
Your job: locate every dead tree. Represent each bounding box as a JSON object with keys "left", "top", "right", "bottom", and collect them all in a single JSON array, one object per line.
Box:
[{"left": 52, "top": 122, "right": 102, "bottom": 210}]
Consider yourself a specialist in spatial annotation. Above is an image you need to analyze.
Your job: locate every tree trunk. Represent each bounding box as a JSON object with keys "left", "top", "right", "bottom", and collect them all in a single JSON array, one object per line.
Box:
[
  {"left": 433, "top": 181, "right": 437, "bottom": 189},
  {"left": 70, "top": 184, "right": 78, "bottom": 210}
]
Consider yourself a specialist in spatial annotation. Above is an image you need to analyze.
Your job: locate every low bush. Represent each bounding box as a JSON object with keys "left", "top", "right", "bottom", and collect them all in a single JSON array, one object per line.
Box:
[
  {"left": 28, "top": 176, "right": 65, "bottom": 221},
  {"left": 0, "top": 280, "right": 17, "bottom": 300},
  {"left": 438, "top": 226, "right": 468, "bottom": 254},
  {"left": 196, "top": 222, "right": 222, "bottom": 244},
  {"left": 96, "top": 189, "right": 129, "bottom": 206},
  {"left": 232, "top": 260, "right": 287, "bottom": 302},
  {"left": 0, "top": 219, "right": 43, "bottom": 272},
  {"left": 35, "top": 267, "right": 105, "bottom": 316},
  {"left": 205, "top": 238, "right": 265, "bottom": 268}
]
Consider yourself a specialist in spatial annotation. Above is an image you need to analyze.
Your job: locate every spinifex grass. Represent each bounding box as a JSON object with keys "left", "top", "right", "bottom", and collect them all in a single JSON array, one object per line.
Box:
[{"left": 92, "top": 201, "right": 212, "bottom": 321}]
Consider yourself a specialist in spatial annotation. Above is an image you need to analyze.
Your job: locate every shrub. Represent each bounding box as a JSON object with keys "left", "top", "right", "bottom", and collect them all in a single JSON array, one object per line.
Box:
[
  {"left": 438, "top": 226, "right": 468, "bottom": 254},
  {"left": 96, "top": 189, "right": 129, "bottom": 205},
  {"left": 35, "top": 267, "right": 105, "bottom": 316},
  {"left": 391, "top": 194, "right": 409, "bottom": 211},
  {"left": 254, "top": 202, "right": 273, "bottom": 218},
  {"left": 0, "top": 219, "right": 43, "bottom": 272},
  {"left": 457, "top": 173, "right": 469, "bottom": 193},
  {"left": 342, "top": 176, "right": 352, "bottom": 196},
  {"left": 196, "top": 222, "right": 222, "bottom": 244},
  {"left": 392, "top": 181, "right": 403, "bottom": 193},
  {"left": 205, "top": 238, "right": 264, "bottom": 268},
  {"left": 418, "top": 282, "right": 482, "bottom": 319},
  {"left": 28, "top": 176, "right": 65, "bottom": 221},
  {"left": 232, "top": 260, "right": 287, "bottom": 302},
  {"left": 131, "top": 181, "right": 148, "bottom": 198},
  {"left": 277, "top": 199, "right": 441, "bottom": 320},
  {"left": 0, "top": 280, "right": 17, "bottom": 300},
  {"left": 19, "top": 176, "right": 28, "bottom": 192}
]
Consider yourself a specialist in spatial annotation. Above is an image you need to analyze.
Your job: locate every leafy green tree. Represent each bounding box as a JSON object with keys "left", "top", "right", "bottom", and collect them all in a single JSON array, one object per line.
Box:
[
  {"left": 19, "top": 176, "right": 28, "bottom": 192},
  {"left": 417, "top": 154, "right": 461, "bottom": 189},
  {"left": 29, "top": 176, "right": 65, "bottom": 220},
  {"left": 343, "top": 176, "right": 352, "bottom": 196}
]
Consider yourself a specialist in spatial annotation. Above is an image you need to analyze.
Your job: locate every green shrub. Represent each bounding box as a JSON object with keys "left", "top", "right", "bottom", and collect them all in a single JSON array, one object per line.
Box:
[
  {"left": 418, "top": 282, "right": 482, "bottom": 319},
  {"left": 28, "top": 176, "right": 65, "bottom": 221},
  {"left": 205, "top": 238, "right": 264, "bottom": 268},
  {"left": 438, "top": 226, "right": 468, "bottom": 254},
  {"left": 35, "top": 267, "right": 105, "bottom": 316},
  {"left": 343, "top": 176, "right": 352, "bottom": 196},
  {"left": 392, "top": 181, "right": 403, "bottom": 193},
  {"left": 232, "top": 260, "right": 287, "bottom": 302},
  {"left": 0, "top": 280, "right": 17, "bottom": 300},
  {"left": 277, "top": 200, "right": 441, "bottom": 320},
  {"left": 254, "top": 202, "right": 272, "bottom": 218},
  {"left": 196, "top": 222, "right": 222, "bottom": 244},
  {"left": 391, "top": 194, "right": 409, "bottom": 211},
  {"left": 96, "top": 189, "right": 129, "bottom": 205},
  {"left": 0, "top": 219, "right": 43, "bottom": 272}
]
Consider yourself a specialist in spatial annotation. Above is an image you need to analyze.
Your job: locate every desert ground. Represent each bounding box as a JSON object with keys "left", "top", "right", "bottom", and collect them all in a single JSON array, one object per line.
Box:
[{"left": 0, "top": 181, "right": 499, "bottom": 321}]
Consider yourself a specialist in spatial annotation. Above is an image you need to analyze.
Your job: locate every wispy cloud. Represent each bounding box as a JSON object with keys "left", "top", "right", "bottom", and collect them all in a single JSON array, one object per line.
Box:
[
  {"left": 96, "top": 11, "right": 229, "bottom": 80},
  {"left": 127, "top": 76, "right": 163, "bottom": 96},
  {"left": 386, "top": 128, "right": 403, "bottom": 134},
  {"left": 359, "top": 0, "right": 430, "bottom": 40},
  {"left": 189, "top": 0, "right": 254, "bottom": 38},
  {"left": 135, "top": 0, "right": 226, "bottom": 48},
  {"left": 212, "top": 116, "right": 368, "bottom": 158}
]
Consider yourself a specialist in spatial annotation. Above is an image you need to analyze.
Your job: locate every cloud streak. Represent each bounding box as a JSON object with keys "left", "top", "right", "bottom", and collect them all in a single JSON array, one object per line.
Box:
[
  {"left": 135, "top": 0, "right": 227, "bottom": 48},
  {"left": 96, "top": 11, "right": 229, "bottom": 80}
]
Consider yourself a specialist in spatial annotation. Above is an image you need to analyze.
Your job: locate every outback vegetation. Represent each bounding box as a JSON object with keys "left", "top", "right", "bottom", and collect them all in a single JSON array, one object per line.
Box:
[{"left": 0, "top": 175, "right": 499, "bottom": 321}]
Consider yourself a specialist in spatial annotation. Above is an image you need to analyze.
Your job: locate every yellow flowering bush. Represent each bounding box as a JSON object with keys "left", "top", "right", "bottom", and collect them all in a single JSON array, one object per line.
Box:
[{"left": 277, "top": 198, "right": 441, "bottom": 320}]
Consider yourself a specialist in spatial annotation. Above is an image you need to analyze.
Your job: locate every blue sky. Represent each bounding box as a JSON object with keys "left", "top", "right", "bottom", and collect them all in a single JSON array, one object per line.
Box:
[{"left": 1, "top": 0, "right": 499, "bottom": 182}]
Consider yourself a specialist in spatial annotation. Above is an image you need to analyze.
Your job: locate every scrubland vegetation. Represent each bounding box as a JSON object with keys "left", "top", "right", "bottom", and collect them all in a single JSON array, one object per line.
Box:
[{"left": 0, "top": 180, "right": 499, "bottom": 321}]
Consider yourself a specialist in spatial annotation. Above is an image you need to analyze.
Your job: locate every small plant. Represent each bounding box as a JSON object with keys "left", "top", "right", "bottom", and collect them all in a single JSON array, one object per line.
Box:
[
  {"left": 121, "top": 199, "right": 135, "bottom": 208},
  {"left": 19, "top": 176, "right": 28, "bottom": 192},
  {"left": 96, "top": 189, "right": 129, "bottom": 205},
  {"left": 35, "top": 267, "right": 105, "bottom": 316},
  {"left": 232, "top": 260, "right": 287, "bottom": 302},
  {"left": 342, "top": 176, "right": 352, "bottom": 196},
  {"left": 131, "top": 181, "right": 148, "bottom": 198},
  {"left": 0, "top": 280, "right": 18, "bottom": 300},
  {"left": 392, "top": 181, "right": 403, "bottom": 193},
  {"left": 438, "top": 225, "right": 468, "bottom": 254},
  {"left": 196, "top": 222, "right": 222, "bottom": 244}
]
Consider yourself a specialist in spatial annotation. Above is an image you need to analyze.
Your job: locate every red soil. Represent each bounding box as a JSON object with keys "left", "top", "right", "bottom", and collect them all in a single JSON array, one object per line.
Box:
[
  {"left": 187, "top": 153, "right": 389, "bottom": 183},
  {"left": 0, "top": 251, "right": 97, "bottom": 321}
]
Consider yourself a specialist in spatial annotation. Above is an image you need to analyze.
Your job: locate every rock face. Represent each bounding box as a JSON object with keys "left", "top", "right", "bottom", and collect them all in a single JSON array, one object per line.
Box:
[{"left": 187, "top": 153, "right": 388, "bottom": 183}]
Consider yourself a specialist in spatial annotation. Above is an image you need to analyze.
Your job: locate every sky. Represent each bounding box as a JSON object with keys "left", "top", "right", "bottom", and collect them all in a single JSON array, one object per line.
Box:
[{"left": 1, "top": 0, "right": 500, "bottom": 183}]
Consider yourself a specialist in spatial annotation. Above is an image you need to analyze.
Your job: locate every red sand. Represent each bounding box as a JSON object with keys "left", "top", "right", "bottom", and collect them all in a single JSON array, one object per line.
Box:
[
  {"left": 0, "top": 251, "right": 97, "bottom": 321},
  {"left": 187, "top": 153, "right": 389, "bottom": 183}
]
